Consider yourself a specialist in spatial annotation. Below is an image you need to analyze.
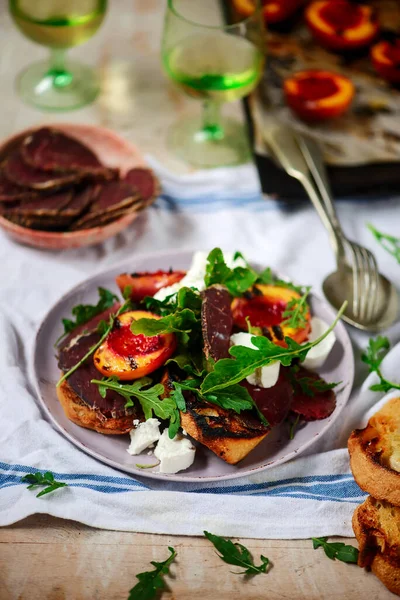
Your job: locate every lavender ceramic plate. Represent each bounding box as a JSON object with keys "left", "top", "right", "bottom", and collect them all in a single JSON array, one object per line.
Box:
[{"left": 32, "top": 250, "right": 354, "bottom": 482}]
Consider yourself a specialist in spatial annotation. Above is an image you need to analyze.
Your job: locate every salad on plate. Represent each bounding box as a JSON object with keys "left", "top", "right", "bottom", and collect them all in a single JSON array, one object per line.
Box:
[{"left": 55, "top": 248, "right": 343, "bottom": 475}]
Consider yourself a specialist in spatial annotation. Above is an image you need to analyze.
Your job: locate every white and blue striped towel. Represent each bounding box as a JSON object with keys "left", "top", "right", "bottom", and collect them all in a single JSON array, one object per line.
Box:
[{"left": 1, "top": 161, "right": 400, "bottom": 538}]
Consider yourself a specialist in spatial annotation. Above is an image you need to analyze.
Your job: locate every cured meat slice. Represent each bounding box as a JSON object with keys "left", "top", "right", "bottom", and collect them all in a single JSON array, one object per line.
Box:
[
  {"left": 58, "top": 304, "right": 120, "bottom": 349},
  {"left": 6, "top": 214, "right": 73, "bottom": 231},
  {"left": 201, "top": 285, "right": 233, "bottom": 361},
  {"left": 124, "top": 167, "right": 160, "bottom": 204},
  {"left": 70, "top": 208, "right": 131, "bottom": 230},
  {"left": 4, "top": 149, "right": 80, "bottom": 190},
  {"left": 0, "top": 170, "right": 38, "bottom": 203},
  {"left": 290, "top": 368, "right": 337, "bottom": 421},
  {"left": 241, "top": 373, "right": 293, "bottom": 427},
  {"left": 58, "top": 184, "right": 98, "bottom": 218},
  {"left": 6, "top": 189, "right": 73, "bottom": 217},
  {"left": 21, "top": 127, "right": 116, "bottom": 179},
  {"left": 70, "top": 181, "right": 139, "bottom": 229},
  {"left": 58, "top": 331, "right": 136, "bottom": 418}
]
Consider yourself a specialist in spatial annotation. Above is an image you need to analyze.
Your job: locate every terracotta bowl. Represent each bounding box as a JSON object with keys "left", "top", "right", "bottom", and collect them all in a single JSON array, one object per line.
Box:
[{"left": 0, "top": 124, "right": 152, "bottom": 250}]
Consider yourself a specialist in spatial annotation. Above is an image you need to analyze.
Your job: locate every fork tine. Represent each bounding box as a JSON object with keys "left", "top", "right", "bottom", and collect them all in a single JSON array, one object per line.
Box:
[
  {"left": 364, "top": 249, "right": 380, "bottom": 322},
  {"left": 347, "top": 242, "right": 362, "bottom": 318}
]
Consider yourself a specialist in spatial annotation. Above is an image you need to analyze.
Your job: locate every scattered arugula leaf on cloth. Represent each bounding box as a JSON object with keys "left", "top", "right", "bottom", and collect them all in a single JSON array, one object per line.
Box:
[
  {"left": 312, "top": 537, "right": 359, "bottom": 564},
  {"left": 128, "top": 546, "right": 177, "bottom": 600},
  {"left": 362, "top": 336, "right": 400, "bottom": 393},
  {"left": 21, "top": 471, "right": 68, "bottom": 498},
  {"left": 92, "top": 376, "right": 180, "bottom": 438},
  {"left": 368, "top": 224, "right": 400, "bottom": 264},
  {"left": 204, "top": 531, "right": 271, "bottom": 575},
  {"left": 59, "top": 287, "right": 119, "bottom": 340}
]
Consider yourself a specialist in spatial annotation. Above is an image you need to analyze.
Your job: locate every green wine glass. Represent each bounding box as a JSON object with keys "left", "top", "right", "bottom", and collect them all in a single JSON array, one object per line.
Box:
[
  {"left": 162, "top": 0, "right": 265, "bottom": 168},
  {"left": 9, "top": 0, "right": 107, "bottom": 111}
]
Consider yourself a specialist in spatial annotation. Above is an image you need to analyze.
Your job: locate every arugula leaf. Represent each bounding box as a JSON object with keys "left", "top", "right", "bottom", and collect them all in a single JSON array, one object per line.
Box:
[
  {"left": 204, "top": 248, "right": 259, "bottom": 297},
  {"left": 245, "top": 316, "right": 263, "bottom": 337},
  {"left": 21, "top": 471, "right": 68, "bottom": 498},
  {"left": 91, "top": 376, "right": 180, "bottom": 439},
  {"left": 60, "top": 287, "right": 119, "bottom": 338},
  {"left": 204, "top": 531, "right": 270, "bottom": 576},
  {"left": 201, "top": 303, "right": 345, "bottom": 394},
  {"left": 131, "top": 308, "right": 198, "bottom": 336},
  {"left": 135, "top": 462, "right": 161, "bottom": 469},
  {"left": 312, "top": 537, "right": 359, "bottom": 564},
  {"left": 128, "top": 546, "right": 176, "bottom": 600},
  {"left": 57, "top": 299, "right": 133, "bottom": 388},
  {"left": 281, "top": 286, "right": 311, "bottom": 329},
  {"left": 132, "top": 287, "right": 202, "bottom": 339},
  {"left": 368, "top": 223, "right": 400, "bottom": 264},
  {"left": 288, "top": 414, "right": 300, "bottom": 440},
  {"left": 362, "top": 336, "right": 400, "bottom": 393}
]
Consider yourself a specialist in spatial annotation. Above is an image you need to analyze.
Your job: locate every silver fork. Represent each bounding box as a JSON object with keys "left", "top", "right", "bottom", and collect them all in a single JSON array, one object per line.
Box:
[
  {"left": 295, "top": 133, "right": 380, "bottom": 323},
  {"left": 260, "top": 117, "right": 382, "bottom": 326}
]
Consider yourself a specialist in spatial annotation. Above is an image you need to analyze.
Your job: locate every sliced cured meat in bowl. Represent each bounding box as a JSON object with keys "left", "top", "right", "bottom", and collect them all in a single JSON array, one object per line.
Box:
[{"left": 0, "top": 124, "right": 160, "bottom": 249}]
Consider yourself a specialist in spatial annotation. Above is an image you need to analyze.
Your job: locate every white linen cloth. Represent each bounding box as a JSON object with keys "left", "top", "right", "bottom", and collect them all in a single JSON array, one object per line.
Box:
[{"left": 1, "top": 160, "right": 400, "bottom": 539}]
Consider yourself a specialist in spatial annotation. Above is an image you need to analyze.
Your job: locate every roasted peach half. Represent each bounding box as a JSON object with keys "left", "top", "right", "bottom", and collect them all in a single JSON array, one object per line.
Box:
[
  {"left": 231, "top": 284, "right": 311, "bottom": 345},
  {"left": 116, "top": 270, "right": 186, "bottom": 302},
  {"left": 371, "top": 40, "right": 400, "bottom": 85},
  {"left": 93, "top": 310, "right": 177, "bottom": 381},
  {"left": 232, "top": 0, "right": 301, "bottom": 25},
  {"left": 284, "top": 70, "right": 354, "bottom": 122},
  {"left": 305, "top": 1, "right": 379, "bottom": 53}
]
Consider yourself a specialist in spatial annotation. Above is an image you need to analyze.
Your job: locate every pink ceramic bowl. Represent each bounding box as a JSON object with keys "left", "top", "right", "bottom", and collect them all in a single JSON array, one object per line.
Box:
[{"left": 0, "top": 124, "right": 152, "bottom": 250}]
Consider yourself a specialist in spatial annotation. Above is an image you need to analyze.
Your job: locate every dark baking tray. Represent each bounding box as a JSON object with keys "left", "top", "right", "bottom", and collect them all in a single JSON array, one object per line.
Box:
[{"left": 222, "top": 0, "right": 400, "bottom": 201}]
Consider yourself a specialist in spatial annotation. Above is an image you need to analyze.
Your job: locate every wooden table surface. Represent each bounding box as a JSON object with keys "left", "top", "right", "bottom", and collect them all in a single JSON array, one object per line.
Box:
[{"left": 0, "top": 1, "right": 394, "bottom": 599}]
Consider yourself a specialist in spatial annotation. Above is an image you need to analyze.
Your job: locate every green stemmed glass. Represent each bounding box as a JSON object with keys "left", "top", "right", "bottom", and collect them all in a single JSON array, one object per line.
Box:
[
  {"left": 162, "top": 0, "right": 265, "bottom": 168},
  {"left": 9, "top": 0, "right": 107, "bottom": 111}
]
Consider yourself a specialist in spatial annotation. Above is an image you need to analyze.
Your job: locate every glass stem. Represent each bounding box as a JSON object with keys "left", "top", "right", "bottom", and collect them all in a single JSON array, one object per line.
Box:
[
  {"left": 47, "top": 49, "right": 73, "bottom": 88},
  {"left": 202, "top": 101, "right": 224, "bottom": 140}
]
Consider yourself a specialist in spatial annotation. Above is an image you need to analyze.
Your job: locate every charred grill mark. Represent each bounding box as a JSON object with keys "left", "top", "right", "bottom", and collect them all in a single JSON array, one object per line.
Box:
[
  {"left": 272, "top": 325, "right": 284, "bottom": 341},
  {"left": 252, "top": 286, "right": 263, "bottom": 296},
  {"left": 128, "top": 355, "right": 138, "bottom": 370},
  {"left": 262, "top": 327, "right": 273, "bottom": 341},
  {"left": 102, "top": 365, "right": 110, "bottom": 371},
  {"left": 243, "top": 290, "right": 253, "bottom": 300},
  {"left": 113, "top": 317, "right": 122, "bottom": 330}
]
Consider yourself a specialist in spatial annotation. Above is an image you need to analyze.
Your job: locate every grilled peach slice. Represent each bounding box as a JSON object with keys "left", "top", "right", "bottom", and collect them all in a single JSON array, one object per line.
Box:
[
  {"left": 231, "top": 284, "right": 311, "bottom": 345},
  {"left": 232, "top": 0, "right": 301, "bottom": 25},
  {"left": 371, "top": 39, "right": 400, "bottom": 85},
  {"left": 284, "top": 70, "right": 354, "bottom": 122},
  {"left": 93, "top": 310, "right": 177, "bottom": 380},
  {"left": 305, "top": 1, "right": 379, "bottom": 53},
  {"left": 116, "top": 270, "right": 186, "bottom": 302}
]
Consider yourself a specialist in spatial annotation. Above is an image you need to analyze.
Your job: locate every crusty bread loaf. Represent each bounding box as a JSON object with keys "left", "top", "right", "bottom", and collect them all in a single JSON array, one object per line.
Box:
[
  {"left": 348, "top": 397, "right": 400, "bottom": 506},
  {"left": 57, "top": 379, "right": 133, "bottom": 435},
  {"left": 353, "top": 496, "right": 400, "bottom": 596}
]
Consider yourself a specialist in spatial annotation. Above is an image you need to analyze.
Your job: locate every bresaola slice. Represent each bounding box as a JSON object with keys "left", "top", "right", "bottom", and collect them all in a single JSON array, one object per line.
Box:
[
  {"left": 242, "top": 374, "right": 293, "bottom": 427},
  {"left": 0, "top": 170, "right": 38, "bottom": 203},
  {"left": 124, "top": 167, "right": 160, "bottom": 205},
  {"left": 21, "top": 127, "right": 116, "bottom": 179},
  {"left": 71, "top": 181, "right": 139, "bottom": 229},
  {"left": 4, "top": 149, "right": 80, "bottom": 190},
  {"left": 290, "top": 367, "right": 337, "bottom": 421},
  {"left": 58, "top": 331, "right": 137, "bottom": 419},
  {"left": 201, "top": 285, "right": 233, "bottom": 361},
  {"left": 5, "top": 189, "right": 73, "bottom": 217}
]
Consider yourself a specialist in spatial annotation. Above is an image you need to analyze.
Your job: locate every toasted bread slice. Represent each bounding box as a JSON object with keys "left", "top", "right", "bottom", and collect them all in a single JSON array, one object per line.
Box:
[
  {"left": 353, "top": 496, "right": 400, "bottom": 596},
  {"left": 348, "top": 397, "right": 400, "bottom": 506},
  {"left": 180, "top": 393, "right": 269, "bottom": 465}
]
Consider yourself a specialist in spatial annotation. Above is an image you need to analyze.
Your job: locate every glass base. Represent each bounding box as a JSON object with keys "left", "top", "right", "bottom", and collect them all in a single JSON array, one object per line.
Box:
[
  {"left": 167, "top": 114, "right": 251, "bottom": 168},
  {"left": 16, "top": 59, "right": 99, "bottom": 112}
]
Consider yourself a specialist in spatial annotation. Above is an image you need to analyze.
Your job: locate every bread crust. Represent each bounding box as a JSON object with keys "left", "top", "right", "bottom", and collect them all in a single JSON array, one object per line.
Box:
[
  {"left": 57, "top": 379, "right": 133, "bottom": 435},
  {"left": 349, "top": 430, "right": 400, "bottom": 506},
  {"left": 348, "top": 396, "right": 400, "bottom": 506},
  {"left": 353, "top": 497, "right": 400, "bottom": 596}
]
